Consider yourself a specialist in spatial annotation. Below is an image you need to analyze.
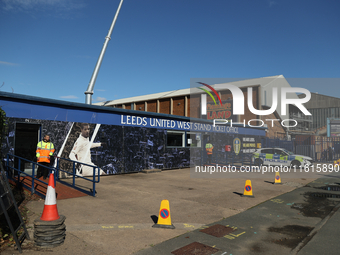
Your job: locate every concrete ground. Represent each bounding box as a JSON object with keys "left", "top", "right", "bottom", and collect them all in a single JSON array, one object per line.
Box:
[
  {"left": 2, "top": 168, "right": 317, "bottom": 255},
  {"left": 135, "top": 177, "right": 340, "bottom": 254}
]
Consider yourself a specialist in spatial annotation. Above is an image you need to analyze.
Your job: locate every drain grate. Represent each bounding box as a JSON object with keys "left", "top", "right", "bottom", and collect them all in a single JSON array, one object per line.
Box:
[
  {"left": 199, "top": 224, "right": 235, "bottom": 237},
  {"left": 319, "top": 186, "right": 340, "bottom": 191},
  {"left": 171, "top": 242, "right": 219, "bottom": 255},
  {"left": 310, "top": 192, "right": 340, "bottom": 198}
]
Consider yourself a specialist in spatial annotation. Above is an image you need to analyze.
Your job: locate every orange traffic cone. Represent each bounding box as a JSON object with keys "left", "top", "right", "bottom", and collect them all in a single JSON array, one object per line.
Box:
[{"left": 40, "top": 173, "right": 60, "bottom": 221}]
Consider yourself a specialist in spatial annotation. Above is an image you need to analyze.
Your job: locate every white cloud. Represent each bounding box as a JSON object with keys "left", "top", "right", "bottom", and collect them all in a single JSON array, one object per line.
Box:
[
  {"left": 2, "top": 0, "right": 86, "bottom": 12},
  {"left": 60, "top": 95, "right": 78, "bottom": 99},
  {"left": 95, "top": 97, "right": 107, "bottom": 102},
  {"left": 0, "top": 60, "right": 19, "bottom": 66},
  {"left": 268, "top": 0, "right": 277, "bottom": 7}
]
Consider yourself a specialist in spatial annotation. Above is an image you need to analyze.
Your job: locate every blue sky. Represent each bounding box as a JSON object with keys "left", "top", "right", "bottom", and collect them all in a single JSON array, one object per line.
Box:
[{"left": 1, "top": 0, "right": 339, "bottom": 104}]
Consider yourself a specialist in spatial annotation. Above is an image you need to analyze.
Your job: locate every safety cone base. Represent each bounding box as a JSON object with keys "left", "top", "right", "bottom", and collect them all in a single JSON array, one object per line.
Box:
[
  {"left": 34, "top": 215, "right": 66, "bottom": 226},
  {"left": 241, "top": 194, "right": 254, "bottom": 198},
  {"left": 152, "top": 223, "right": 175, "bottom": 229},
  {"left": 274, "top": 182, "right": 283, "bottom": 185}
]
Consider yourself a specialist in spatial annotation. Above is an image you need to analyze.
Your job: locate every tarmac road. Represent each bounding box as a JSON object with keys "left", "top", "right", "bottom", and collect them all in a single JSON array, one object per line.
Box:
[{"left": 2, "top": 167, "right": 340, "bottom": 254}]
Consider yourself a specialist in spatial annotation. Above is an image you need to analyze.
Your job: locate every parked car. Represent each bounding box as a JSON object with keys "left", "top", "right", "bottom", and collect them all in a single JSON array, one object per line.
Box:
[{"left": 252, "top": 148, "right": 313, "bottom": 167}]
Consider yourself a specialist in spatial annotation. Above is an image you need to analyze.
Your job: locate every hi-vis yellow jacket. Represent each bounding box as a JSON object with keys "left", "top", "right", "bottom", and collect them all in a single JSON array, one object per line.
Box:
[
  {"left": 205, "top": 143, "right": 214, "bottom": 155},
  {"left": 36, "top": 141, "right": 55, "bottom": 163}
]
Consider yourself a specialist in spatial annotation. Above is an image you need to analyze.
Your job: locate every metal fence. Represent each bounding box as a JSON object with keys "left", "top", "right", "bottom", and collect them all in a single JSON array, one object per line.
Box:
[
  {"left": 261, "top": 137, "right": 294, "bottom": 152},
  {"left": 260, "top": 137, "right": 340, "bottom": 163},
  {"left": 294, "top": 136, "right": 340, "bottom": 162}
]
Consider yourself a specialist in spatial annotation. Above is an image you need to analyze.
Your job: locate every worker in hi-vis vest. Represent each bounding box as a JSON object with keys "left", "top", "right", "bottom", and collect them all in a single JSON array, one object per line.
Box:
[
  {"left": 36, "top": 134, "right": 55, "bottom": 179},
  {"left": 205, "top": 141, "right": 214, "bottom": 164}
]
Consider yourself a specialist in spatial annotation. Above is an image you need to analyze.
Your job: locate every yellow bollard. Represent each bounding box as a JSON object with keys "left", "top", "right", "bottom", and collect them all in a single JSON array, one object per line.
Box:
[
  {"left": 242, "top": 180, "right": 254, "bottom": 198},
  {"left": 274, "top": 171, "right": 282, "bottom": 185},
  {"left": 152, "top": 200, "right": 175, "bottom": 229}
]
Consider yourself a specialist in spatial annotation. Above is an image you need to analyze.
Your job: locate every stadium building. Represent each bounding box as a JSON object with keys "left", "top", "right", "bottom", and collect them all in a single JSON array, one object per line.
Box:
[
  {"left": 96, "top": 75, "right": 306, "bottom": 139},
  {"left": 0, "top": 90, "right": 266, "bottom": 175}
]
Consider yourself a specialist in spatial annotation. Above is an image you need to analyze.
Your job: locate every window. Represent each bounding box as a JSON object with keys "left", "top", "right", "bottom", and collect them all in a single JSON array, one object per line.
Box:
[
  {"left": 186, "top": 132, "right": 202, "bottom": 148},
  {"left": 166, "top": 131, "right": 185, "bottom": 147},
  {"left": 274, "top": 149, "right": 286, "bottom": 155},
  {"left": 261, "top": 149, "right": 273, "bottom": 154}
]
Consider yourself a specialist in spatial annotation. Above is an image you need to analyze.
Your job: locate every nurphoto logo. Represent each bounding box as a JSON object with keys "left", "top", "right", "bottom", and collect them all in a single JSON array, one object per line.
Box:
[{"left": 198, "top": 82, "right": 312, "bottom": 128}]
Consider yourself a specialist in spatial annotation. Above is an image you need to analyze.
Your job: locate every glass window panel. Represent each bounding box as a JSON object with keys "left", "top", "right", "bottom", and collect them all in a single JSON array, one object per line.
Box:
[{"left": 166, "top": 131, "right": 184, "bottom": 147}]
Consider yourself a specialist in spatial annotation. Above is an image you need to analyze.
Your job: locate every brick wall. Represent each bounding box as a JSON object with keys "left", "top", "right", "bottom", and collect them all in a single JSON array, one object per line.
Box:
[
  {"left": 136, "top": 102, "right": 145, "bottom": 111},
  {"left": 189, "top": 95, "right": 200, "bottom": 118},
  {"left": 173, "top": 96, "right": 185, "bottom": 116},
  {"left": 147, "top": 100, "right": 157, "bottom": 113},
  {"left": 159, "top": 98, "right": 170, "bottom": 114}
]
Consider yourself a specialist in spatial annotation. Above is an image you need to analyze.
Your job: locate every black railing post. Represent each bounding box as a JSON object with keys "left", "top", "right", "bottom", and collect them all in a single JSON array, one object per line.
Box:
[
  {"left": 93, "top": 167, "right": 96, "bottom": 197},
  {"left": 73, "top": 162, "right": 76, "bottom": 186},
  {"left": 32, "top": 163, "right": 36, "bottom": 195},
  {"left": 18, "top": 158, "right": 21, "bottom": 180}
]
